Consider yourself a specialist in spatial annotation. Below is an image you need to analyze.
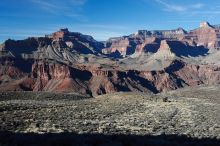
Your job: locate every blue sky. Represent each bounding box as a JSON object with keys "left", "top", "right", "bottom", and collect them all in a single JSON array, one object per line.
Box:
[{"left": 1, "top": 0, "right": 220, "bottom": 42}]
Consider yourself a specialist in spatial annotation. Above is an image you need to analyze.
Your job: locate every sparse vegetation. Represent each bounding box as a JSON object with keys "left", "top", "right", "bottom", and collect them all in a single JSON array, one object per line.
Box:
[{"left": 0, "top": 87, "right": 219, "bottom": 140}]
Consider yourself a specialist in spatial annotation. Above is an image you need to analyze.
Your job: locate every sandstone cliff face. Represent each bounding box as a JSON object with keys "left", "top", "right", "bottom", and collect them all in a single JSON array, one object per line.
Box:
[
  {"left": 1, "top": 28, "right": 104, "bottom": 62},
  {"left": 0, "top": 57, "right": 219, "bottom": 96},
  {"left": 153, "top": 40, "right": 176, "bottom": 59},
  {"left": 102, "top": 28, "right": 186, "bottom": 57},
  {"left": 134, "top": 37, "right": 160, "bottom": 56},
  {"left": 32, "top": 61, "right": 71, "bottom": 91},
  {"left": 0, "top": 22, "right": 220, "bottom": 96},
  {"left": 175, "top": 64, "right": 220, "bottom": 86},
  {"left": 138, "top": 63, "right": 220, "bottom": 92},
  {"left": 47, "top": 28, "right": 69, "bottom": 41},
  {"left": 187, "top": 22, "right": 220, "bottom": 49},
  {"left": 0, "top": 58, "right": 29, "bottom": 78},
  {"left": 0, "top": 58, "right": 34, "bottom": 91},
  {"left": 102, "top": 38, "right": 134, "bottom": 57},
  {"left": 32, "top": 61, "right": 71, "bottom": 80},
  {"left": 103, "top": 22, "right": 220, "bottom": 58}
]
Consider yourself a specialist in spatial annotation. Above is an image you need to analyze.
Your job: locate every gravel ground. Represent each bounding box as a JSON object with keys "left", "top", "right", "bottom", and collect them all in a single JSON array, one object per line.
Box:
[
  {"left": 0, "top": 87, "right": 219, "bottom": 145},
  {"left": 0, "top": 89, "right": 219, "bottom": 137}
]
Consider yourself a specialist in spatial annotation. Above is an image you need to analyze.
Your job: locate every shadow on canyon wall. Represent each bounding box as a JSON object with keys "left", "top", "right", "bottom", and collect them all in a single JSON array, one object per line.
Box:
[{"left": 168, "top": 41, "right": 209, "bottom": 57}]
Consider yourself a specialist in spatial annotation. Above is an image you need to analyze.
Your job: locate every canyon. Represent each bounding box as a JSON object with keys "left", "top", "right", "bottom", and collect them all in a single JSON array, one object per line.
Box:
[{"left": 0, "top": 22, "right": 220, "bottom": 96}]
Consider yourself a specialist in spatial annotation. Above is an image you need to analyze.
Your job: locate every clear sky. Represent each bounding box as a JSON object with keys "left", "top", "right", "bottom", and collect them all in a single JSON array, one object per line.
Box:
[{"left": 1, "top": 0, "right": 220, "bottom": 42}]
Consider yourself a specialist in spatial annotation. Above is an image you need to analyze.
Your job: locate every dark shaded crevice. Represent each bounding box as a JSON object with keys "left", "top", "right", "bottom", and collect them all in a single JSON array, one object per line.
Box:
[
  {"left": 19, "top": 84, "right": 32, "bottom": 91},
  {"left": 126, "top": 46, "right": 136, "bottom": 56},
  {"left": 113, "top": 83, "right": 131, "bottom": 92},
  {"left": 106, "top": 50, "right": 123, "bottom": 59},
  {"left": 165, "top": 60, "right": 185, "bottom": 73},
  {"left": 167, "top": 41, "right": 209, "bottom": 57},
  {"left": 70, "top": 68, "right": 92, "bottom": 81},
  {"left": 0, "top": 57, "right": 33, "bottom": 74},
  {"left": 14, "top": 59, "right": 34, "bottom": 73},
  {"left": 112, "top": 72, "right": 133, "bottom": 92},
  {"left": 143, "top": 43, "right": 160, "bottom": 53},
  {"left": 167, "top": 72, "right": 189, "bottom": 87},
  {"left": 97, "top": 86, "right": 107, "bottom": 95},
  {"left": 4, "top": 39, "right": 38, "bottom": 55},
  {"left": 127, "top": 71, "right": 159, "bottom": 94}
]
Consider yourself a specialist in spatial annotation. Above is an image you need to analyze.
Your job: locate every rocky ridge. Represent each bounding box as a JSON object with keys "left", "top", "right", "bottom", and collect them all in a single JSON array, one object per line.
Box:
[{"left": 0, "top": 22, "right": 220, "bottom": 96}]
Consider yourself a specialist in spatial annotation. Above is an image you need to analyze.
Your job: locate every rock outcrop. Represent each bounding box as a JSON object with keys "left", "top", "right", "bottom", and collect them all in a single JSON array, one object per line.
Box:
[
  {"left": 186, "top": 22, "right": 220, "bottom": 49},
  {"left": 103, "top": 22, "right": 220, "bottom": 57},
  {"left": 0, "top": 22, "right": 220, "bottom": 96}
]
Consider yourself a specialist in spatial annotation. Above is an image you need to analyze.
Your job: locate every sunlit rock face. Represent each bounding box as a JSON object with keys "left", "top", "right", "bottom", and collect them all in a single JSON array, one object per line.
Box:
[
  {"left": 187, "top": 22, "right": 220, "bottom": 49},
  {"left": 0, "top": 22, "right": 220, "bottom": 96}
]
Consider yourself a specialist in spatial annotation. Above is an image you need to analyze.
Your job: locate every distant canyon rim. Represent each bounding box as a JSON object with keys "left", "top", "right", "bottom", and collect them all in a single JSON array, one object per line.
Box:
[{"left": 0, "top": 21, "right": 220, "bottom": 96}]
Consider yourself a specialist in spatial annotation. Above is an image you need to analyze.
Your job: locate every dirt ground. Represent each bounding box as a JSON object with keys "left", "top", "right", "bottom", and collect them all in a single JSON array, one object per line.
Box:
[{"left": 0, "top": 86, "right": 220, "bottom": 145}]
